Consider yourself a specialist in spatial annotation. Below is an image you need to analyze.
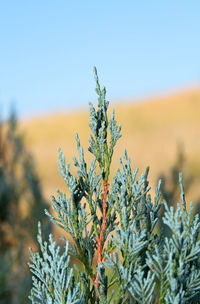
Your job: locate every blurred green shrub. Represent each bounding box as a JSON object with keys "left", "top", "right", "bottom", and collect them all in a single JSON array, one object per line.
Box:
[{"left": 0, "top": 108, "right": 51, "bottom": 304}]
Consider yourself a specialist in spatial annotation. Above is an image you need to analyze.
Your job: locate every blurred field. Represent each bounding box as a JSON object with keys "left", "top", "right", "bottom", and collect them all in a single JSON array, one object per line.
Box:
[{"left": 20, "top": 87, "right": 200, "bottom": 206}]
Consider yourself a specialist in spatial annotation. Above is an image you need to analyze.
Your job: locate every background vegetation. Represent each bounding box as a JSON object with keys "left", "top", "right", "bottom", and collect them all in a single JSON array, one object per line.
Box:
[{"left": 0, "top": 109, "right": 51, "bottom": 304}]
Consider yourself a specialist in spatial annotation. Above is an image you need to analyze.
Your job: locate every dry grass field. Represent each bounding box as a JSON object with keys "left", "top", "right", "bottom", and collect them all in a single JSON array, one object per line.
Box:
[{"left": 21, "top": 87, "right": 200, "bottom": 207}]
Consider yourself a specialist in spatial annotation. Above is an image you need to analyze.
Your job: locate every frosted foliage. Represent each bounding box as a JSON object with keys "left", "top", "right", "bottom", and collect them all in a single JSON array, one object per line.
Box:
[
  {"left": 29, "top": 223, "right": 83, "bottom": 304},
  {"left": 29, "top": 69, "right": 200, "bottom": 303}
]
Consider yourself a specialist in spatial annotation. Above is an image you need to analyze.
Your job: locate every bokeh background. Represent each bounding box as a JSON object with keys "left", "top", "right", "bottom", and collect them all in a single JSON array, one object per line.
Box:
[{"left": 0, "top": 1, "right": 200, "bottom": 303}]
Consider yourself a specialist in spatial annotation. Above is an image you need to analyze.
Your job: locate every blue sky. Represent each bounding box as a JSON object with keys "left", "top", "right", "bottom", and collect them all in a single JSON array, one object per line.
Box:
[{"left": 0, "top": 1, "right": 200, "bottom": 119}]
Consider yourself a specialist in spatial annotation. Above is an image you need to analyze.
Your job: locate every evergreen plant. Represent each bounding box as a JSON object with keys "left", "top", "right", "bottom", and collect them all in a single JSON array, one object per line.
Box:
[
  {"left": 0, "top": 108, "right": 50, "bottom": 304},
  {"left": 29, "top": 68, "right": 200, "bottom": 303}
]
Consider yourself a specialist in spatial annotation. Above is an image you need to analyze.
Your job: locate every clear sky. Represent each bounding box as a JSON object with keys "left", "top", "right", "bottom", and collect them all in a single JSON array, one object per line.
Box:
[{"left": 0, "top": 1, "right": 200, "bottom": 119}]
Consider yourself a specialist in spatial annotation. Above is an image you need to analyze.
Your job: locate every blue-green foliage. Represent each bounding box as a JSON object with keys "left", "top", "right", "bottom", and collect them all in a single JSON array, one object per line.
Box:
[
  {"left": 29, "top": 223, "right": 83, "bottom": 304},
  {"left": 29, "top": 68, "right": 200, "bottom": 303}
]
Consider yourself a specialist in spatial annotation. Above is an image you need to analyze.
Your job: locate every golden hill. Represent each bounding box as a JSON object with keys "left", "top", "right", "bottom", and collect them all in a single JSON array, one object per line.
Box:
[{"left": 21, "top": 87, "right": 200, "bottom": 204}]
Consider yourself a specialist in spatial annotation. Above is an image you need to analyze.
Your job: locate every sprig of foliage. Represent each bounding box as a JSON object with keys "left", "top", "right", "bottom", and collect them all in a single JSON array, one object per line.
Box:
[
  {"left": 29, "top": 68, "right": 200, "bottom": 303},
  {"left": 29, "top": 223, "right": 83, "bottom": 304}
]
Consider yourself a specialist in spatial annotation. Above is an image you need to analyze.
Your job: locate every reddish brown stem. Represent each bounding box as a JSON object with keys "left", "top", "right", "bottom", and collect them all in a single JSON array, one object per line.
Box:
[
  {"left": 93, "top": 179, "right": 109, "bottom": 302},
  {"left": 98, "top": 179, "right": 108, "bottom": 262}
]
